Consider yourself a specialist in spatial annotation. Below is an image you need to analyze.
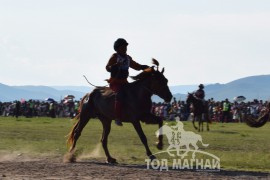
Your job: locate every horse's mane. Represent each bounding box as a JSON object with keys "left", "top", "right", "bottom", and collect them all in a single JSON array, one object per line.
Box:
[
  {"left": 130, "top": 68, "right": 153, "bottom": 81},
  {"left": 130, "top": 59, "right": 159, "bottom": 81}
]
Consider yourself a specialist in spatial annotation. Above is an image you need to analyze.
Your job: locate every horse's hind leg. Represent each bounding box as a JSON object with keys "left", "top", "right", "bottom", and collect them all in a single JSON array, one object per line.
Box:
[
  {"left": 100, "top": 118, "right": 115, "bottom": 163},
  {"left": 70, "top": 122, "right": 89, "bottom": 150}
]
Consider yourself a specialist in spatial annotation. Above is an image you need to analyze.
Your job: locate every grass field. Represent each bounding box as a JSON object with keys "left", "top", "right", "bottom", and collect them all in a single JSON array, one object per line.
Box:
[{"left": 0, "top": 116, "right": 269, "bottom": 172}]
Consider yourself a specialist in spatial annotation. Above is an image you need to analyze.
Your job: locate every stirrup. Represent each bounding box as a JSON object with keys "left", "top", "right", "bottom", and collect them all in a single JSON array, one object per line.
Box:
[{"left": 115, "top": 120, "right": 123, "bottom": 126}]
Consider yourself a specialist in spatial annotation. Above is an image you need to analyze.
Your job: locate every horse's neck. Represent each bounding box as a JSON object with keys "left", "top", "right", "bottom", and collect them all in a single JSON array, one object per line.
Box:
[
  {"left": 126, "top": 79, "right": 153, "bottom": 100},
  {"left": 192, "top": 95, "right": 201, "bottom": 103},
  {"left": 193, "top": 99, "right": 201, "bottom": 108},
  {"left": 191, "top": 96, "right": 205, "bottom": 114}
]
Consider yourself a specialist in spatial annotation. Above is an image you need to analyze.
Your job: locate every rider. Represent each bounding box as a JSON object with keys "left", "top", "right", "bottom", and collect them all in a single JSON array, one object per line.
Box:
[
  {"left": 106, "top": 38, "right": 149, "bottom": 126},
  {"left": 194, "top": 84, "right": 205, "bottom": 101}
]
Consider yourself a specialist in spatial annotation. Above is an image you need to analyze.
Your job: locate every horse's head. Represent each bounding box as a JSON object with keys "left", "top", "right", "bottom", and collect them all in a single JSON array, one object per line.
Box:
[
  {"left": 131, "top": 59, "right": 172, "bottom": 102},
  {"left": 186, "top": 92, "right": 194, "bottom": 104},
  {"left": 150, "top": 68, "right": 173, "bottom": 102}
]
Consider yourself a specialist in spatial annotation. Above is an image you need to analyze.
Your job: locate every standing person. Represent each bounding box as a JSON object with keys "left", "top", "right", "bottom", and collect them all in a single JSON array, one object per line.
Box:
[
  {"left": 49, "top": 102, "right": 56, "bottom": 118},
  {"left": 28, "top": 100, "right": 34, "bottom": 117},
  {"left": 106, "top": 38, "right": 149, "bottom": 126},
  {"left": 15, "top": 100, "right": 21, "bottom": 118},
  {"left": 221, "top": 98, "right": 231, "bottom": 123}
]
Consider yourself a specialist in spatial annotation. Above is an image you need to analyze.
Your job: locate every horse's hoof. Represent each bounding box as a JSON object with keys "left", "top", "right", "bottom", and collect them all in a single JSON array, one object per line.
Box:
[
  {"left": 156, "top": 142, "right": 163, "bottom": 150},
  {"left": 63, "top": 151, "right": 76, "bottom": 163},
  {"left": 106, "top": 157, "right": 118, "bottom": 164},
  {"left": 149, "top": 155, "right": 156, "bottom": 161}
]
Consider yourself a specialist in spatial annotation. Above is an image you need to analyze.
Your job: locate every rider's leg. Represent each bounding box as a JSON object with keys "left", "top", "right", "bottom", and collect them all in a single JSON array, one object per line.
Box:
[
  {"left": 110, "top": 82, "right": 123, "bottom": 126},
  {"left": 114, "top": 93, "right": 123, "bottom": 126}
]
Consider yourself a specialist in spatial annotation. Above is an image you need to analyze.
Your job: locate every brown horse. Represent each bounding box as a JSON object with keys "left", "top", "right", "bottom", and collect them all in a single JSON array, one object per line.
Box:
[
  {"left": 66, "top": 61, "right": 172, "bottom": 163},
  {"left": 186, "top": 93, "right": 210, "bottom": 132}
]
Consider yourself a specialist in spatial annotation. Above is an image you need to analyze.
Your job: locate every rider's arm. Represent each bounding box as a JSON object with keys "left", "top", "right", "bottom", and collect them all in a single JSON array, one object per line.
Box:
[
  {"left": 106, "top": 54, "right": 118, "bottom": 72},
  {"left": 129, "top": 55, "right": 149, "bottom": 70}
]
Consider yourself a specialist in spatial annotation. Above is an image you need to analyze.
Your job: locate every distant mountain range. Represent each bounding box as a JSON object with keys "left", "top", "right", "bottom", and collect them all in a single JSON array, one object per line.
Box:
[{"left": 1, "top": 74, "right": 270, "bottom": 102}]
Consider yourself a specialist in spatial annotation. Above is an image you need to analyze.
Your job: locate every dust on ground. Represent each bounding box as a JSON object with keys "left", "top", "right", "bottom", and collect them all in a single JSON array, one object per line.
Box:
[{"left": 0, "top": 155, "right": 269, "bottom": 180}]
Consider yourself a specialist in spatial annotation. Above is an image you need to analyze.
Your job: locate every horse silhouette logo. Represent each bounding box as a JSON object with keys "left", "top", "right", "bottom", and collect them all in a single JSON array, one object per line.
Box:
[{"left": 155, "top": 120, "right": 209, "bottom": 159}]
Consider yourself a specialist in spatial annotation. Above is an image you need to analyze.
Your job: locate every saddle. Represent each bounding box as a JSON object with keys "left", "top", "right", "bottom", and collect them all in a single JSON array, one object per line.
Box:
[
  {"left": 193, "top": 94, "right": 204, "bottom": 103},
  {"left": 94, "top": 87, "right": 115, "bottom": 98}
]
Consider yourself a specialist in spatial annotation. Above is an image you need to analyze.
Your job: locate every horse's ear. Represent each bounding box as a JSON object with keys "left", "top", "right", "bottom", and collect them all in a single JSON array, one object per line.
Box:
[
  {"left": 161, "top": 67, "right": 164, "bottom": 74},
  {"left": 150, "top": 66, "right": 155, "bottom": 72}
]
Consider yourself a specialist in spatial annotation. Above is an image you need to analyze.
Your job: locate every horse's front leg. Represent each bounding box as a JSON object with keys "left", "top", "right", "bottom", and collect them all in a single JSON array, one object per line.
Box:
[
  {"left": 141, "top": 114, "right": 163, "bottom": 150},
  {"left": 132, "top": 121, "right": 155, "bottom": 161},
  {"left": 192, "top": 115, "right": 198, "bottom": 130},
  {"left": 199, "top": 116, "right": 203, "bottom": 132},
  {"left": 206, "top": 113, "right": 210, "bottom": 131}
]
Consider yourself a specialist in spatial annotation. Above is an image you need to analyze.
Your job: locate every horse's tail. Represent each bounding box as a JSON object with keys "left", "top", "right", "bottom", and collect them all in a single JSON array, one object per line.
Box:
[
  {"left": 66, "top": 116, "right": 80, "bottom": 149},
  {"left": 67, "top": 93, "right": 90, "bottom": 149}
]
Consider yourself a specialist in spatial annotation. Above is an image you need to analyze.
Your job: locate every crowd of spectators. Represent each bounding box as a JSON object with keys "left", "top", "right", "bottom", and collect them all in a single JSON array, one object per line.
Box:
[
  {"left": 1, "top": 96, "right": 268, "bottom": 123},
  {"left": 0, "top": 99, "right": 80, "bottom": 118},
  {"left": 151, "top": 97, "right": 268, "bottom": 123}
]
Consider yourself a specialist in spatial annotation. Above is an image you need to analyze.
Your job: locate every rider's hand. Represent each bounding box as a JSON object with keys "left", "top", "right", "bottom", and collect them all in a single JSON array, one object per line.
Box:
[
  {"left": 109, "top": 63, "right": 120, "bottom": 73},
  {"left": 140, "top": 65, "right": 149, "bottom": 70}
]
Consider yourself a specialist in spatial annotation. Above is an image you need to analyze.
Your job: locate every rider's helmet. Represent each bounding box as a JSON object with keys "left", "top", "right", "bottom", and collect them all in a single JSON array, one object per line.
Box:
[
  {"left": 199, "top": 84, "right": 204, "bottom": 89},
  {"left": 114, "top": 38, "right": 128, "bottom": 51}
]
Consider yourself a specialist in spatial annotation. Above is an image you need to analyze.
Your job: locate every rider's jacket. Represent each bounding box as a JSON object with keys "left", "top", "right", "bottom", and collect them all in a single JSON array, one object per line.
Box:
[
  {"left": 195, "top": 89, "right": 205, "bottom": 99},
  {"left": 106, "top": 53, "right": 142, "bottom": 84}
]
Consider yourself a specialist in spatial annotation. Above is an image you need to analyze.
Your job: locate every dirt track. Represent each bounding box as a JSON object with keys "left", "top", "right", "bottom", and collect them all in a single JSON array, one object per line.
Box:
[{"left": 0, "top": 157, "right": 269, "bottom": 180}]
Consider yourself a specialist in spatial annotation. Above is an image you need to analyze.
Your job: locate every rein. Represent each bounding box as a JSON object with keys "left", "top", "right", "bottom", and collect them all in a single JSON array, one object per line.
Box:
[
  {"left": 139, "top": 78, "right": 154, "bottom": 95},
  {"left": 142, "top": 85, "right": 154, "bottom": 95}
]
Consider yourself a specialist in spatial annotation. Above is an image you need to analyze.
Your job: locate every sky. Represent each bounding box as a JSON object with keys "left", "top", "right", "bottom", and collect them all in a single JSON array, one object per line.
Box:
[{"left": 0, "top": 0, "right": 270, "bottom": 86}]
